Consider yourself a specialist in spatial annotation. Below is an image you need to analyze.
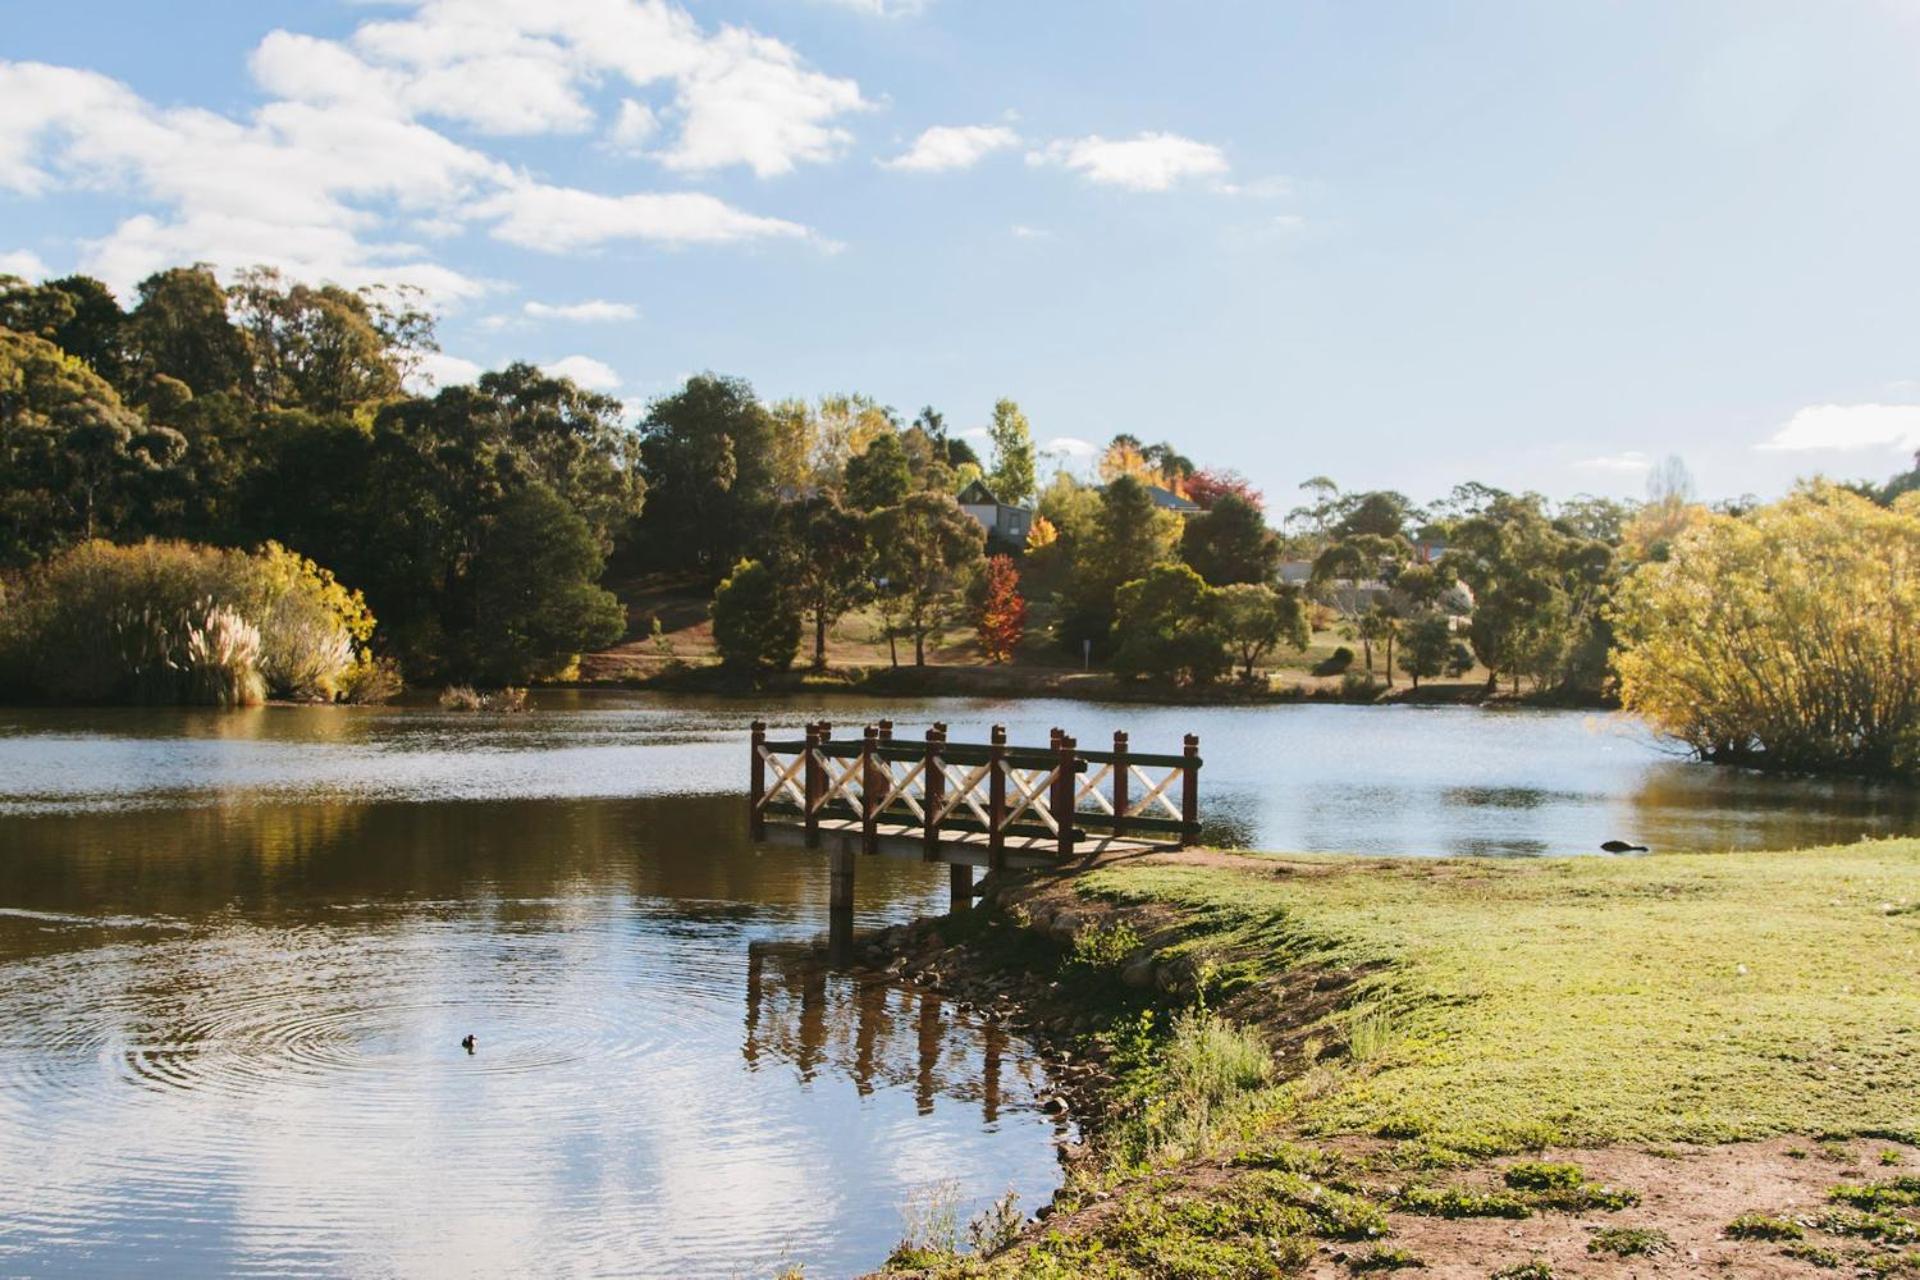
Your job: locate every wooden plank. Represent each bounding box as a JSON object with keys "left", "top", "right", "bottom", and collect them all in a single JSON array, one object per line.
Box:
[{"left": 759, "top": 817, "right": 1173, "bottom": 866}]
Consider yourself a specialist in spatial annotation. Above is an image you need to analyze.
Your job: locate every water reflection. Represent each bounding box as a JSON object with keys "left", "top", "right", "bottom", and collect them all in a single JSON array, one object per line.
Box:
[
  {"left": 0, "top": 790, "right": 1065, "bottom": 1278},
  {"left": 744, "top": 942, "right": 1059, "bottom": 1129}
]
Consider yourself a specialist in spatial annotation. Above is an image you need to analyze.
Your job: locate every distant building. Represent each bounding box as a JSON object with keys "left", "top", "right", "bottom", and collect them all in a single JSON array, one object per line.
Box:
[
  {"left": 1411, "top": 536, "right": 1448, "bottom": 564},
  {"left": 955, "top": 478, "right": 1032, "bottom": 545},
  {"left": 1141, "top": 483, "right": 1201, "bottom": 515}
]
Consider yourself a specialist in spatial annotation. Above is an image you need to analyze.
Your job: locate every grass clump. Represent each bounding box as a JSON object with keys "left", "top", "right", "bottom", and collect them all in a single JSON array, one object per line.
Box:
[
  {"left": 1781, "top": 1243, "right": 1844, "bottom": 1268},
  {"left": 1107, "top": 1008, "right": 1275, "bottom": 1166},
  {"left": 1502, "top": 1162, "right": 1583, "bottom": 1191},
  {"left": 1724, "top": 1212, "right": 1804, "bottom": 1241},
  {"left": 1065, "top": 920, "right": 1143, "bottom": 973},
  {"left": 1489, "top": 1261, "right": 1556, "bottom": 1280},
  {"left": 1348, "top": 1245, "right": 1425, "bottom": 1271},
  {"left": 1587, "top": 1225, "right": 1670, "bottom": 1257},
  {"left": 1830, "top": 1176, "right": 1920, "bottom": 1211},
  {"left": 1819, "top": 1207, "right": 1920, "bottom": 1243},
  {"left": 1395, "top": 1185, "right": 1531, "bottom": 1220}
]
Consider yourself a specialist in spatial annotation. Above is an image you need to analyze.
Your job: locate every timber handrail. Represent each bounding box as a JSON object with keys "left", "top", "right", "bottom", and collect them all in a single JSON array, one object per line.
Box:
[{"left": 748, "top": 720, "right": 1203, "bottom": 856}]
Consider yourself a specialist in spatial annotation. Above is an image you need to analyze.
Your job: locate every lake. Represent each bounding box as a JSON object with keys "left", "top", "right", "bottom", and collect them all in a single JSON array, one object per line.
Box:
[{"left": 1, "top": 693, "right": 1916, "bottom": 1278}]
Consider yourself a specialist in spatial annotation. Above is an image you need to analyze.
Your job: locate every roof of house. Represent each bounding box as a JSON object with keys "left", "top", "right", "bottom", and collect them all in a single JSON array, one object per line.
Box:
[
  {"left": 954, "top": 478, "right": 999, "bottom": 505},
  {"left": 1143, "top": 483, "right": 1201, "bottom": 513}
]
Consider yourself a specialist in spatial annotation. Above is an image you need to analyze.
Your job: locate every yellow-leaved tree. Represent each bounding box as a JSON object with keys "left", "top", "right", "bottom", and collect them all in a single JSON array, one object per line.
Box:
[{"left": 1612, "top": 483, "right": 1920, "bottom": 777}]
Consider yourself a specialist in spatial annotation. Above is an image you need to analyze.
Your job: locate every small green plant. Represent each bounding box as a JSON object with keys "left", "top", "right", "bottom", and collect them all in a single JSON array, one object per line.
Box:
[
  {"left": 1820, "top": 1207, "right": 1920, "bottom": 1243},
  {"left": 1397, "top": 1185, "right": 1531, "bottom": 1219},
  {"left": 1587, "top": 1226, "right": 1670, "bottom": 1257},
  {"left": 1503, "top": 1162, "right": 1584, "bottom": 1191},
  {"left": 1781, "top": 1243, "right": 1843, "bottom": 1268},
  {"left": 1884, "top": 1149, "right": 1908, "bottom": 1167},
  {"left": 1490, "top": 1260, "right": 1555, "bottom": 1280},
  {"left": 1066, "top": 920, "right": 1142, "bottom": 972},
  {"left": 1347, "top": 1008, "right": 1401, "bottom": 1063},
  {"left": 1349, "top": 1245, "right": 1426, "bottom": 1271},
  {"left": 888, "top": 1179, "right": 963, "bottom": 1265},
  {"left": 1724, "top": 1211, "right": 1803, "bottom": 1241},
  {"left": 1830, "top": 1176, "right": 1920, "bottom": 1211}
]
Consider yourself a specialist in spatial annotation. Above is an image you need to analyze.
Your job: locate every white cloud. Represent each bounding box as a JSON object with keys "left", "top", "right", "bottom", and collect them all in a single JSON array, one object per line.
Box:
[
  {"left": 1575, "top": 450, "right": 1654, "bottom": 473},
  {"left": 476, "top": 181, "right": 813, "bottom": 252},
  {"left": 1760, "top": 403, "right": 1920, "bottom": 453},
  {"left": 1039, "top": 436, "right": 1099, "bottom": 457},
  {"left": 1030, "top": 131, "right": 1229, "bottom": 192},
  {"left": 811, "top": 0, "right": 930, "bottom": 14},
  {"left": 881, "top": 124, "right": 1018, "bottom": 173},
  {"left": 408, "top": 350, "right": 484, "bottom": 392},
  {"left": 0, "top": 249, "right": 48, "bottom": 279},
  {"left": 0, "top": 26, "right": 826, "bottom": 305},
  {"left": 609, "top": 99, "right": 659, "bottom": 150},
  {"left": 542, "top": 354, "right": 622, "bottom": 390},
  {"left": 524, "top": 299, "right": 639, "bottom": 322},
  {"left": 656, "top": 26, "right": 867, "bottom": 175},
  {"left": 1010, "top": 224, "right": 1051, "bottom": 240}
]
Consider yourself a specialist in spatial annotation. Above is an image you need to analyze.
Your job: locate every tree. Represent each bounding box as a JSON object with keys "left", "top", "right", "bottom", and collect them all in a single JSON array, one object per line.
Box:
[
  {"left": 1111, "top": 564, "right": 1229, "bottom": 686},
  {"left": 126, "top": 266, "right": 251, "bottom": 397},
  {"left": 1613, "top": 484, "right": 1920, "bottom": 777},
  {"left": 1399, "top": 615, "right": 1452, "bottom": 689},
  {"left": 1215, "top": 582, "right": 1308, "bottom": 681},
  {"left": 227, "top": 267, "right": 410, "bottom": 413},
  {"left": 976, "top": 554, "right": 1026, "bottom": 663},
  {"left": 844, "top": 429, "right": 912, "bottom": 510},
  {"left": 1446, "top": 493, "right": 1614, "bottom": 694},
  {"left": 1057, "top": 474, "right": 1181, "bottom": 656},
  {"left": 0, "top": 327, "right": 186, "bottom": 563},
  {"left": 985, "top": 397, "right": 1036, "bottom": 506},
  {"left": 869, "top": 493, "right": 985, "bottom": 666},
  {"left": 1333, "top": 490, "right": 1419, "bottom": 540},
  {"left": 637, "top": 374, "right": 778, "bottom": 577},
  {"left": 468, "top": 483, "right": 625, "bottom": 683},
  {"left": 1181, "top": 492, "right": 1279, "bottom": 585},
  {"left": 770, "top": 497, "right": 871, "bottom": 670},
  {"left": 1185, "top": 468, "right": 1262, "bottom": 512},
  {"left": 1309, "top": 532, "right": 1411, "bottom": 667},
  {"left": 710, "top": 558, "right": 800, "bottom": 672}
]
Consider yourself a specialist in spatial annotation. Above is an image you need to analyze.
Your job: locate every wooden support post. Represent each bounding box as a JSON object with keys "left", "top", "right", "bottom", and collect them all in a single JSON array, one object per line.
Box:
[
  {"left": 1111, "top": 730, "right": 1130, "bottom": 841},
  {"left": 949, "top": 861, "right": 973, "bottom": 913},
  {"left": 988, "top": 724, "right": 1008, "bottom": 873},
  {"left": 749, "top": 719, "right": 767, "bottom": 841},
  {"left": 861, "top": 723, "right": 881, "bottom": 855},
  {"left": 877, "top": 718, "right": 893, "bottom": 744},
  {"left": 829, "top": 837, "right": 854, "bottom": 962},
  {"left": 1055, "top": 733, "right": 1076, "bottom": 859},
  {"left": 803, "top": 721, "right": 823, "bottom": 849},
  {"left": 922, "top": 724, "right": 945, "bottom": 861},
  {"left": 1180, "top": 732, "right": 1201, "bottom": 848}
]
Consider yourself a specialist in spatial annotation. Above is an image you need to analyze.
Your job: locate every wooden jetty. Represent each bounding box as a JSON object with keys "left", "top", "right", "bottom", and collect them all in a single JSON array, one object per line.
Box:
[{"left": 748, "top": 720, "right": 1201, "bottom": 934}]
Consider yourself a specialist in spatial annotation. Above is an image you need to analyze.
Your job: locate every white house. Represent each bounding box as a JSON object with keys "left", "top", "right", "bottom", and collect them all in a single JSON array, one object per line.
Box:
[{"left": 955, "top": 479, "right": 1032, "bottom": 545}]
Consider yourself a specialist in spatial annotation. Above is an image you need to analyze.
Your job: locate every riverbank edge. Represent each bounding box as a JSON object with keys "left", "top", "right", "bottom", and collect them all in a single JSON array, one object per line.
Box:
[
  {"left": 852, "top": 845, "right": 1920, "bottom": 1279},
  {"left": 555, "top": 661, "right": 1618, "bottom": 711}
]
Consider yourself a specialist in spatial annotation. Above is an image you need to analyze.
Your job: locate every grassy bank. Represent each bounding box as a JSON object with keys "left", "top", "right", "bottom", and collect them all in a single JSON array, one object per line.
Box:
[{"left": 871, "top": 840, "right": 1920, "bottom": 1277}]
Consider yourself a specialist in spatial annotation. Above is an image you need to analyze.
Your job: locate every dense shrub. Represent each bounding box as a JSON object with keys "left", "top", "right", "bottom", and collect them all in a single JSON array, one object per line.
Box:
[
  {"left": 0, "top": 539, "right": 384, "bottom": 705},
  {"left": 1615, "top": 484, "right": 1920, "bottom": 777},
  {"left": 710, "top": 558, "right": 800, "bottom": 672},
  {"left": 1111, "top": 564, "right": 1231, "bottom": 686},
  {"left": 1313, "top": 645, "right": 1355, "bottom": 676}
]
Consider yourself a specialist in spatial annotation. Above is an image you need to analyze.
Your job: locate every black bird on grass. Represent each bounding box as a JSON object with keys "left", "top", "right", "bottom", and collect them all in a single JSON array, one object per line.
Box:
[
  {"left": 1600, "top": 840, "right": 1649, "bottom": 853},
  {"left": 461, "top": 1034, "right": 476, "bottom": 1054}
]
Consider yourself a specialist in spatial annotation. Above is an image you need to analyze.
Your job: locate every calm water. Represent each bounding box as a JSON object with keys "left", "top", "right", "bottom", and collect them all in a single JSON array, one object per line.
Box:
[{"left": 2, "top": 694, "right": 1917, "bottom": 1278}]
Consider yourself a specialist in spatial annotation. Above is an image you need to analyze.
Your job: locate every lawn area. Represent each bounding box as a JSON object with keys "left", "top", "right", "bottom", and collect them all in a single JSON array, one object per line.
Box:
[
  {"left": 874, "top": 840, "right": 1920, "bottom": 1276},
  {"left": 1082, "top": 841, "right": 1920, "bottom": 1150}
]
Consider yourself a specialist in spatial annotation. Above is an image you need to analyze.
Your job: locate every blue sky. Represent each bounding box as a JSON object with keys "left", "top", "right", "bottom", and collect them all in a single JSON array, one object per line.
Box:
[{"left": 5, "top": 1, "right": 1920, "bottom": 507}]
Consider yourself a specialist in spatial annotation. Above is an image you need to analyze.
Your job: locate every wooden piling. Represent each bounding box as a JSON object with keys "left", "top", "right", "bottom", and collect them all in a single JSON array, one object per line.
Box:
[
  {"left": 1112, "top": 729, "right": 1130, "bottom": 840},
  {"left": 1055, "top": 733, "right": 1076, "bottom": 859},
  {"left": 987, "top": 724, "right": 1008, "bottom": 873},
  {"left": 749, "top": 719, "right": 767, "bottom": 841},
  {"left": 803, "top": 721, "right": 823, "bottom": 849},
  {"left": 1181, "top": 732, "right": 1201, "bottom": 847},
  {"left": 949, "top": 861, "right": 972, "bottom": 913},
  {"left": 922, "top": 723, "right": 945, "bottom": 862},
  {"left": 861, "top": 723, "right": 881, "bottom": 855}
]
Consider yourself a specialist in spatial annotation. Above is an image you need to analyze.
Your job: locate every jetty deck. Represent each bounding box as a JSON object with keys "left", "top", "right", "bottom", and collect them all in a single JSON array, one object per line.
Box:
[{"left": 747, "top": 721, "right": 1202, "bottom": 947}]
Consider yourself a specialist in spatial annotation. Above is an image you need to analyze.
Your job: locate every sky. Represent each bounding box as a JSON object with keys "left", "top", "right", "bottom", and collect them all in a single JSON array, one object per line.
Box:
[{"left": 5, "top": 0, "right": 1920, "bottom": 508}]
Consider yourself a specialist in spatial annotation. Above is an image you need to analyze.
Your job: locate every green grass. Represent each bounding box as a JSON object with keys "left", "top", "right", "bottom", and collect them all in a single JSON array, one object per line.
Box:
[
  {"left": 1076, "top": 839, "right": 1920, "bottom": 1151},
  {"left": 1587, "top": 1226, "right": 1670, "bottom": 1257}
]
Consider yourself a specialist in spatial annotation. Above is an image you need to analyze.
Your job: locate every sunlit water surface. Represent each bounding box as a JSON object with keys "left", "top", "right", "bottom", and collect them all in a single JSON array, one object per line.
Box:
[{"left": 2, "top": 693, "right": 1916, "bottom": 1278}]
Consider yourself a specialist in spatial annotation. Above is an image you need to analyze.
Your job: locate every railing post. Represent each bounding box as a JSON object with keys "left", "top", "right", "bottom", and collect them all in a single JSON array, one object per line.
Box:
[
  {"left": 1055, "top": 733, "right": 1076, "bottom": 859},
  {"left": 878, "top": 719, "right": 893, "bottom": 744},
  {"left": 803, "top": 721, "right": 823, "bottom": 849},
  {"left": 988, "top": 724, "right": 1008, "bottom": 872},
  {"left": 861, "top": 723, "right": 881, "bottom": 855},
  {"left": 749, "top": 719, "right": 767, "bottom": 841},
  {"left": 1111, "top": 730, "right": 1129, "bottom": 841},
  {"left": 1180, "top": 732, "right": 1201, "bottom": 848},
  {"left": 922, "top": 723, "right": 945, "bottom": 862}
]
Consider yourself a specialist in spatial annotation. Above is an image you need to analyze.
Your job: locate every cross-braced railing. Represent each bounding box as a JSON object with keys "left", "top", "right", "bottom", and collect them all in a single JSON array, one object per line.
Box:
[{"left": 749, "top": 720, "right": 1202, "bottom": 867}]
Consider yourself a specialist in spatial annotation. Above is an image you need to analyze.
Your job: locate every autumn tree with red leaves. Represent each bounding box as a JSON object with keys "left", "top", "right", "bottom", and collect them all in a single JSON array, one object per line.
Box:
[
  {"left": 976, "top": 554, "right": 1026, "bottom": 664},
  {"left": 1185, "top": 468, "right": 1264, "bottom": 512}
]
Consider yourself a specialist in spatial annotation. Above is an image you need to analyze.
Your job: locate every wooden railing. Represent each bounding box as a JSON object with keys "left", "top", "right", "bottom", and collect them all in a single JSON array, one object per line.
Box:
[{"left": 749, "top": 720, "right": 1201, "bottom": 866}]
